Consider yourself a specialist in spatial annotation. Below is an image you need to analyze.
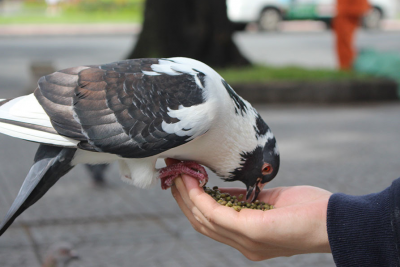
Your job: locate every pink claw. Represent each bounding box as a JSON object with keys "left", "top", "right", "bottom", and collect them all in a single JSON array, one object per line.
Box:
[{"left": 159, "top": 161, "right": 208, "bottom": 190}]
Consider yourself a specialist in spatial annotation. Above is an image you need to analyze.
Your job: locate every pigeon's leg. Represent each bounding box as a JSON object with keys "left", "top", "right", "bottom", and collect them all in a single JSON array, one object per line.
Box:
[
  {"left": 159, "top": 161, "right": 208, "bottom": 190},
  {"left": 0, "top": 144, "right": 77, "bottom": 236}
]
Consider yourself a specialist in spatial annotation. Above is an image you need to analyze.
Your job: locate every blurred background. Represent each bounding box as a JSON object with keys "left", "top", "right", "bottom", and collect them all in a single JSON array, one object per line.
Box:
[{"left": 0, "top": 0, "right": 399, "bottom": 266}]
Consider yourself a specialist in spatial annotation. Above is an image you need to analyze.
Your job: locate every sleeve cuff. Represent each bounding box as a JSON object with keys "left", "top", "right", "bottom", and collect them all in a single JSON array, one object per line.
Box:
[{"left": 327, "top": 179, "right": 400, "bottom": 266}]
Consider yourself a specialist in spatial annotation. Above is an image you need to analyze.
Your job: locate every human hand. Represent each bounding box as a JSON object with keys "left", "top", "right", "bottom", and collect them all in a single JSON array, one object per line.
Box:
[{"left": 170, "top": 170, "right": 332, "bottom": 261}]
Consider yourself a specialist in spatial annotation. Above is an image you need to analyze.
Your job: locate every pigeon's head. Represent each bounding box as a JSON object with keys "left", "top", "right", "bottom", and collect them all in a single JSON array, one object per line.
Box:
[{"left": 228, "top": 114, "right": 280, "bottom": 202}]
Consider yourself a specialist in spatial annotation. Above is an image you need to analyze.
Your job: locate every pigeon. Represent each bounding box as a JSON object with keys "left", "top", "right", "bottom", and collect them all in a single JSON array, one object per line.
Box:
[
  {"left": 42, "top": 242, "right": 79, "bottom": 267},
  {"left": 0, "top": 57, "right": 280, "bottom": 236}
]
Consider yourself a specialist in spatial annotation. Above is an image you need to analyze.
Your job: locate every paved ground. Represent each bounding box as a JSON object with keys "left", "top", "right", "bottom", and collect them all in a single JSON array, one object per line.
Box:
[
  {"left": 0, "top": 31, "right": 399, "bottom": 266},
  {"left": 0, "top": 102, "right": 399, "bottom": 267}
]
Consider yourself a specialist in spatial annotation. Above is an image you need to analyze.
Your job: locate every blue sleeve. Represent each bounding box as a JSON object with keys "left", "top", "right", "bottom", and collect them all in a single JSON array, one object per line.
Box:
[{"left": 327, "top": 177, "right": 400, "bottom": 266}]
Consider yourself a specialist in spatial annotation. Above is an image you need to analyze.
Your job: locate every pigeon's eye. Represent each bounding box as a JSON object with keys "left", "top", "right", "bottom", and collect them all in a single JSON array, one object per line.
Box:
[{"left": 262, "top": 163, "right": 272, "bottom": 175}]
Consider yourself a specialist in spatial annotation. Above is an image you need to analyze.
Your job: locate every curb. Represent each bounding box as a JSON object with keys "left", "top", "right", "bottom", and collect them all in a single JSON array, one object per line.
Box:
[
  {"left": 0, "top": 23, "right": 141, "bottom": 36},
  {"left": 232, "top": 79, "right": 399, "bottom": 104},
  {"left": 0, "top": 19, "right": 398, "bottom": 36}
]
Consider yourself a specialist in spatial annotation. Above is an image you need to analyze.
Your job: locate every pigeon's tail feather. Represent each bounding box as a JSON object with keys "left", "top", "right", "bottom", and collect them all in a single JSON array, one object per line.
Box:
[
  {"left": 0, "top": 145, "right": 77, "bottom": 236},
  {"left": 0, "top": 94, "right": 78, "bottom": 147}
]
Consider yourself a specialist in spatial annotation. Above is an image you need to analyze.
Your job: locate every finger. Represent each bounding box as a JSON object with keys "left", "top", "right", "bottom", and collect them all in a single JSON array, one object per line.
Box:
[
  {"left": 174, "top": 177, "right": 220, "bottom": 230},
  {"left": 171, "top": 183, "right": 203, "bottom": 227},
  {"left": 174, "top": 177, "right": 221, "bottom": 231},
  {"left": 176, "top": 176, "right": 254, "bottom": 242},
  {"left": 172, "top": 182, "right": 249, "bottom": 250},
  {"left": 174, "top": 177, "right": 197, "bottom": 212},
  {"left": 175, "top": 178, "right": 316, "bottom": 256},
  {"left": 198, "top": 226, "right": 253, "bottom": 257},
  {"left": 183, "top": 174, "right": 283, "bottom": 242},
  {"left": 181, "top": 175, "right": 245, "bottom": 230},
  {"left": 174, "top": 177, "right": 282, "bottom": 255},
  {"left": 172, "top": 184, "right": 255, "bottom": 256}
]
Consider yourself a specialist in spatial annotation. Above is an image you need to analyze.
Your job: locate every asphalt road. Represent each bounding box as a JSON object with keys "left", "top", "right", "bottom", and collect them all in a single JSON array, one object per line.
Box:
[
  {"left": 0, "top": 32, "right": 399, "bottom": 266},
  {"left": 0, "top": 103, "right": 399, "bottom": 267},
  {"left": 1, "top": 30, "right": 400, "bottom": 98}
]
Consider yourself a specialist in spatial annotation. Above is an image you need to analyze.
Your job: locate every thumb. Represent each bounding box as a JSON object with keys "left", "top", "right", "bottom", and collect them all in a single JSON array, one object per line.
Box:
[{"left": 181, "top": 174, "right": 204, "bottom": 192}]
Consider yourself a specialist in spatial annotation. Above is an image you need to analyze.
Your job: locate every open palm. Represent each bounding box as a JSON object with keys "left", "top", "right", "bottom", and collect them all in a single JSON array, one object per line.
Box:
[{"left": 171, "top": 174, "right": 332, "bottom": 261}]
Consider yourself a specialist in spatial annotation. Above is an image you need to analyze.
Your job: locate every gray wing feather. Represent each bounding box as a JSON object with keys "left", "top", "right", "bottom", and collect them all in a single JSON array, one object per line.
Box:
[{"left": 34, "top": 58, "right": 208, "bottom": 158}]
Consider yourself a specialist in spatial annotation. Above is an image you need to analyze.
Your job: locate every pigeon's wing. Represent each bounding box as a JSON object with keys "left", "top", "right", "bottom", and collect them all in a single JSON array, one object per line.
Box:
[{"left": 34, "top": 58, "right": 212, "bottom": 158}]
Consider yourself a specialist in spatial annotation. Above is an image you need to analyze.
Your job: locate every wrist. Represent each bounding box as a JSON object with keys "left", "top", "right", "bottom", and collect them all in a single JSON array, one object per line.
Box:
[{"left": 313, "top": 198, "right": 332, "bottom": 253}]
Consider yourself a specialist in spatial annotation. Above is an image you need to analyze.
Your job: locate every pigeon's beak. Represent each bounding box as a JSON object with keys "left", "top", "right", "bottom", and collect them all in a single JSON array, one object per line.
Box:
[{"left": 246, "top": 178, "right": 266, "bottom": 202}]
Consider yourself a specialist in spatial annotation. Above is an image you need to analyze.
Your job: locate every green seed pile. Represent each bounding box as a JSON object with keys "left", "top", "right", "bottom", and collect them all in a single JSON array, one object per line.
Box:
[{"left": 204, "top": 186, "right": 274, "bottom": 212}]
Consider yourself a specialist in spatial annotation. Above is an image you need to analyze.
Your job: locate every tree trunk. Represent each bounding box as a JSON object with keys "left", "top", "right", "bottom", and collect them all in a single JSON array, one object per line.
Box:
[{"left": 126, "top": 0, "right": 250, "bottom": 68}]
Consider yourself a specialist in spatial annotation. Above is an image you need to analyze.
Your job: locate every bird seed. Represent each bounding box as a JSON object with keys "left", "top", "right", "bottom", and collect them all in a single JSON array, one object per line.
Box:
[{"left": 203, "top": 186, "right": 274, "bottom": 212}]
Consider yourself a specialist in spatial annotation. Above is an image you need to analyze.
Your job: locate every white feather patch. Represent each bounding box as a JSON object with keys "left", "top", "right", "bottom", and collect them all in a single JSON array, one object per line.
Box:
[
  {"left": 0, "top": 94, "right": 52, "bottom": 127},
  {"left": 156, "top": 59, "right": 205, "bottom": 89},
  {"left": 150, "top": 64, "right": 181, "bottom": 76},
  {"left": 274, "top": 143, "right": 280, "bottom": 155},
  {"left": 257, "top": 130, "right": 275, "bottom": 147},
  {"left": 0, "top": 122, "right": 77, "bottom": 147},
  {"left": 142, "top": 70, "right": 161, "bottom": 76},
  {"left": 162, "top": 104, "right": 213, "bottom": 140},
  {"left": 119, "top": 157, "right": 159, "bottom": 188}
]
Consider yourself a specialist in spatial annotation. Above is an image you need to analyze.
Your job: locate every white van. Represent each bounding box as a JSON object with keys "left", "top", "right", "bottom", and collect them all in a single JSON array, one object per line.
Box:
[
  {"left": 227, "top": 0, "right": 399, "bottom": 31},
  {"left": 227, "top": 0, "right": 289, "bottom": 31},
  {"left": 293, "top": 0, "right": 398, "bottom": 29}
]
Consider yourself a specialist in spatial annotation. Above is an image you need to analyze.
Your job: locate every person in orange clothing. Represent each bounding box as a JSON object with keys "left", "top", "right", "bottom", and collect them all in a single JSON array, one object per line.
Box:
[{"left": 333, "top": 0, "right": 371, "bottom": 70}]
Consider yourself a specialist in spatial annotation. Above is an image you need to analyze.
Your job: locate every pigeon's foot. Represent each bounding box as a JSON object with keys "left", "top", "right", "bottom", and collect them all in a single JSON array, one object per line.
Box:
[{"left": 160, "top": 161, "right": 208, "bottom": 190}]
